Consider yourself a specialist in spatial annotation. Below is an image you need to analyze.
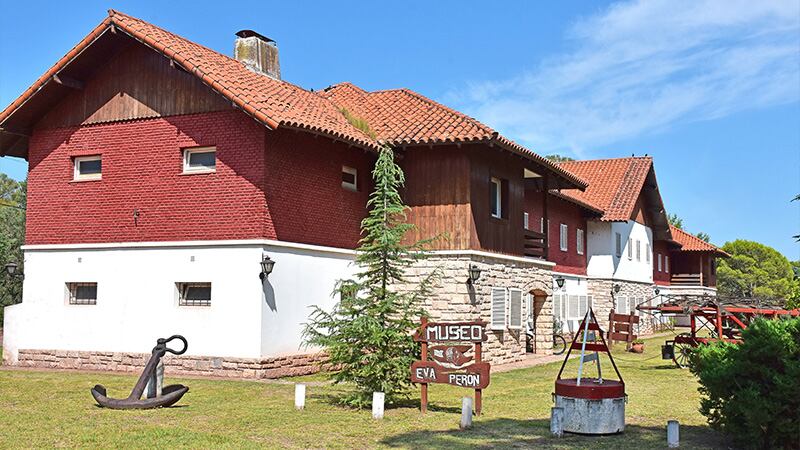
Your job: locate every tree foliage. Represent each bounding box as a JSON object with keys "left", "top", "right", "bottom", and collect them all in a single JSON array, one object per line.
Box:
[
  {"left": 0, "top": 174, "right": 26, "bottom": 326},
  {"left": 667, "top": 213, "right": 683, "bottom": 229},
  {"left": 717, "top": 239, "right": 798, "bottom": 306},
  {"left": 695, "top": 231, "right": 710, "bottom": 243},
  {"left": 544, "top": 154, "right": 575, "bottom": 162},
  {"left": 302, "top": 147, "right": 439, "bottom": 408},
  {"left": 690, "top": 318, "right": 800, "bottom": 449}
]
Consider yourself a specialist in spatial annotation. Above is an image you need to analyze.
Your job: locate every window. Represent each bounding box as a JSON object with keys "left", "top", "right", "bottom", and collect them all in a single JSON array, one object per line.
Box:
[
  {"left": 73, "top": 155, "right": 102, "bottom": 181},
  {"left": 615, "top": 296, "right": 629, "bottom": 314},
  {"left": 636, "top": 240, "right": 641, "bottom": 262},
  {"left": 523, "top": 212, "right": 530, "bottom": 230},
  {"left": 490, "top": 177, "right": 502, "bottom": 218},
  {"left": 509, "top": 288, "right": 523, "bottom": 329},
  {"left": 646, "top": 244, "right": 651, "bottom": 263},
  {"left": 559, "top": 224, "right": 568, "bottom": 251},
  {"left": 67, "top": 282, "right": 97, "bottom": 305},
  {"left": 177, "top": 282, "right": 212, "bottom": 306},
  {"left": 665, "top": 256, "right": 670, "bottom": 273},
  {"left": 658, "top": 253, "right": 663, "bottom": 272},
  {"left": 576, "top": 229, "right": 584, "bottom": 255},
  {"left": 491, "top": 287, "right": 507, "bottom": 330},
  {"left": 183, "top": 147, "right": 216, "bottom": 173},
  {"left": 555, "top": 294, "right": 593, "bottom": 320},
  {"left": 547, "top": 220, "right": 551, "bottom": 247},
  {"left": 341, "top": 165, "right": 358, "bottom": 191},
  {"left": 627, "top": 239, "right": 633, "bottom": 259},
  {"left": 615, "top": 233, "right": 622, "bottom": 257}
]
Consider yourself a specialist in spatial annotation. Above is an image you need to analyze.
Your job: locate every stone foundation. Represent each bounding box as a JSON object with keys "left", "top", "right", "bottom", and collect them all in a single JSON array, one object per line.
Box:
[
  {"left": 588, "top": 278, "right": 661, "bottom": 336},
  {"left": 15, "top": 349, "right": 327, "bottom": 379},
  {"left": 396, "top": 251, "right": 554, "bottom": 365}
]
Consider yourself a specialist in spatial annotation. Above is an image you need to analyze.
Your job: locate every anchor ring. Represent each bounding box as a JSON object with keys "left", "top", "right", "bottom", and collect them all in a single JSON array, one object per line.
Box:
[{"left": 160, "top": 335, "right": 188, "bottom": 355}]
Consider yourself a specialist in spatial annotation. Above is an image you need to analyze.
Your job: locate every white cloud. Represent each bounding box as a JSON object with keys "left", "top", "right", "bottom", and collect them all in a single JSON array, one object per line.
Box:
[{"left": 447, "top": 0, "right": 800, "bottom": 155}]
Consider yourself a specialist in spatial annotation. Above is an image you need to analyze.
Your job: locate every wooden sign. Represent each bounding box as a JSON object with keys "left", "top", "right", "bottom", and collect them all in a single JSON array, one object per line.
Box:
[
  {"left": 413, "top": 321, "right": 487, "bottom": 343},
  {"left": 411, "top": 361, "right": 490, "bottom": 389},
  {"left": 411, "top": 318, "right": 490, "bottom": 415}
]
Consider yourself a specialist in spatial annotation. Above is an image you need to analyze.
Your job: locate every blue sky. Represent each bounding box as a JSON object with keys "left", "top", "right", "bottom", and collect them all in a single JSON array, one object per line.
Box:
[{"left": 1, "top": 0, "right": 798, "bottom": 259}]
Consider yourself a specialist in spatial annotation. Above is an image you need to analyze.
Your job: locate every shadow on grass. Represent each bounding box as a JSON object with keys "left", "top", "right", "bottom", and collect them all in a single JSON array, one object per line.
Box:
[
  {"left": 643, "top": 364, "right": 685, "bottom": 370},
  {"left": 380, "top": 418, "right": 727, "bottom": 449},
  {"left": 308, "top": 391, "right": 462, "bottom": 413}
]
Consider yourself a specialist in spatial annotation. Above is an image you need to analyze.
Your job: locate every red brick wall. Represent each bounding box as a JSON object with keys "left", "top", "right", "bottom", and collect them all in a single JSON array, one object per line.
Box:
[
  {"left": 653, "top": 240, "right": 671, "bottom": 285},
  {"left": 524, "top": 191, "right": 587, "bottom": 275},
  {"left": 26, "top": 110, "right": 373, "bottom": 249}
]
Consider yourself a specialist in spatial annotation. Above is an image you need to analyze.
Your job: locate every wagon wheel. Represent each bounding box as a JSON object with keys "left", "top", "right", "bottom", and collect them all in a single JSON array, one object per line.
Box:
[{"left": 673, "top": 333, "right": 694, "bottom": 369}]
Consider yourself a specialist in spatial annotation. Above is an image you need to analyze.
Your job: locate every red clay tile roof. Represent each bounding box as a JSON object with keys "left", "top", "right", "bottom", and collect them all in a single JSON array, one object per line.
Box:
[
  {"left": 669, "top": 225, "right": 729, "bottom": 256},
  {"left": 553, "top": 157, "right": 653, "bottom": 221},
  {"left": 0, "top": 10, "right": 380, "bottom": 152},
  {"left": 320, "top": 82, "right": 587, "bottom": 189}
]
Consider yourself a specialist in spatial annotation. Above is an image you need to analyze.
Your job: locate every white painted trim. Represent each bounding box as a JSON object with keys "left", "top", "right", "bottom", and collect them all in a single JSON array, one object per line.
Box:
[
  {"left": 666, "top": 285, "right": 718, "bottom": 294},
  {"left": 73, "top": 155, "right": 102, "bottom": 181},
  {"left": 341, "top": 165, "right": 358, "bottom": 191},
  {"left": 22, "top": 239, "right": 358, "bottom": 256},
  {"left": 183, "top": 146, "right": 217, "bottom": 174},
  {"left": 432, "top": 249, "right": 556, "bottom": 268},
  {"left": 551, "top": 271, "right": 588, "bottom": 280}
]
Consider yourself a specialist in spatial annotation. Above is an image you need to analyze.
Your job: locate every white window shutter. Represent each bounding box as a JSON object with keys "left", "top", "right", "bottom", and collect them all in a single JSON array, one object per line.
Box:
[
  {"left": 491, "top": 287, "right": 507, "bottom": 330},
  {"left": 509, "top": 289, "right": 523, "bottom": 329},
  {"left": 568, "top": 295, "right": 580, "bottom": 319},
  {"left": 578, "top": 295, "right": 588, "bottom": 318}
]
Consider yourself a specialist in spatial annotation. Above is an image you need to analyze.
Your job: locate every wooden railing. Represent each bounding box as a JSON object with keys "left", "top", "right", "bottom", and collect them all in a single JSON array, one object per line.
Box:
[
  {"left": 670, "top": 273, "right": 703, "bottom": 287},
  {"left": 524, "top": 229, "right": 547, "bottom": 258}
]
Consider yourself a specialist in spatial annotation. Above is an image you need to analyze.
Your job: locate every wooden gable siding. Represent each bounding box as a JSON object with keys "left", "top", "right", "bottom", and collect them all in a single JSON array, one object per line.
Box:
[
  {"left": 401, "top": 146, "right": 472, "bottom": 250},
  {"left": 36, "top": 41, "right": 231, "bottom": 129}
]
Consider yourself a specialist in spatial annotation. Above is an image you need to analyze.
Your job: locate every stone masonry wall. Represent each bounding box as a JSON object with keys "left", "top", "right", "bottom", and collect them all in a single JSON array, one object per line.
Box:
[
  {"left": 588, "top": 279, "right": 659, "bottom": 336},
  {"left": 15, "top": 349, "right": 327, "bottom": 379},
  {"left": 395, "top": 252, "right": 554, "bottom": 365}
]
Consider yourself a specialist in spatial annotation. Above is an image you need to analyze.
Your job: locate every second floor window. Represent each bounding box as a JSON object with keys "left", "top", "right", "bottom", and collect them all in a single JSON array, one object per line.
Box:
[
  {"left": 560, "top": 224, "right": 568, "bottom": 251},
  {"left": 636, "top": 240, "right": 641, "bottom": 261},
  {"left": 342, "top": 166, "right": 358, "bottom": 191},
  {"left": 490, "top": 177, "right": 503, "bottom": 219},
  {"left": 665, "top": 256, "right": 670, "bottom": 273},
  {"left": 646, "top": 244, "right": 651, "bottom": 263},
  {"left": 577, "top": 229, "right": 584, "bottom": 255},
  {"left": 658, "top": 253, "right": 663, "bottom": 271},
  {"left": 627, "top": 238, "right": 633, "bottom": 260},
  {"left": 523, "top": 212, "right": 530, "bottom": 230},
  {"left": 615, "top": 233, "right": 622, "bottom": 257},
  {"left": 73, "top": 155, "right": 102, "bottom": 181},
  {"left": 183, "top": 146, "right": 216, "bottom": 173}
]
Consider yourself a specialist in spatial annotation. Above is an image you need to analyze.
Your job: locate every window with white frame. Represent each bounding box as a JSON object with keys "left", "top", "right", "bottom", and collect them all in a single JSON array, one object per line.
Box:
[
  {"left": 628, "top": 297, "right": 643, "bottom": 316},
  {"left": 341, "top": 165, "right": 358, "bottom": 191},
  {"left": 73, "top": 155, "right": 102, "bottom": 181},
  {"left": 183, "top": 146, "right": 216, "bottom": 173},
  {"left": 576, "top": 229, "right": 584, "bottom": 255},
  {"left": 553, "top": 294, "right": 592, "bottom": 321},
  {"left": 636, "top": 240, "right": 641, "bottom": 262},
  {"left": 559, "top": 224, "right": 568, "bottom": 251},
  {"left": 491, "top": 287, "right": 507, "bottom": 330},
  {"left": 665, "top": 256, "right": 670, "bottom": 273},
  {"left": 547, "top": 219, "right": 551, "bottom": 247},
  {"left": 615, "top": 232, "right": 622, "bottom": 257},
  {"left": 658, "top": 253, "right": 663, "bottom": 271},
  {"left": 627, "top": 238, "right": 633, "bottom": 259},
  {"left": 646, "top": 244, "right": 651, "bottom": 263},
  {"left": 66, "top": 282, "right": 97, "bottom": 305},
  {"left": 509, "top": 288, "right": 523, "bottom": 329},
  {"left": 614, "top": 295, "right": 629, "bottom": 314},
  {"left": 523, "top": 212, "right": 530, "bottom": 230},
  {"left": 490, "top": 177, "right": 502, "bottom": 218},
  {"left": 177, "top": 282, "right": 212, "bottom": 306}
]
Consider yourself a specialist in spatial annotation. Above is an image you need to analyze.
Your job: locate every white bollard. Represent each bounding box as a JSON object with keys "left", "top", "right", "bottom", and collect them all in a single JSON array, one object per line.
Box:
[
  {"left": 460, "top": 397, "right": 474, "bottom": 429},
  {"left": 372, "top": 392, "right": 385, "bottom": 419},
  {"left": 551, "top": 407, "right": 564, "bottom": 437},
  {"left": 294, "top": 384, "right": 306, "bottom": 410},
  {"left": 667, "top": 420, "right": 680, "bottom": 448}
]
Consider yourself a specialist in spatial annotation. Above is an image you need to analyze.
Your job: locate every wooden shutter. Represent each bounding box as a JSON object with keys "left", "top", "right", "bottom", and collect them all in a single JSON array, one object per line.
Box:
[{"left": 509, "top": 289, "right": 523, "bottom": 329}]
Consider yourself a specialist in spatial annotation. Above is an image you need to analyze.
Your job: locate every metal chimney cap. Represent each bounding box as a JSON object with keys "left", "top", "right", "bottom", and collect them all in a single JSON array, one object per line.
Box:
[{"left": 235, "top": 30, "right": 275, "bottom": 44}]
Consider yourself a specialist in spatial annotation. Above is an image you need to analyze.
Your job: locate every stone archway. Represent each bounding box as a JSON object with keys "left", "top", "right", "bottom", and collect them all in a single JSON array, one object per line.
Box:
[{"left": 527, "top": 287, "right": 552, "bottom": 355}]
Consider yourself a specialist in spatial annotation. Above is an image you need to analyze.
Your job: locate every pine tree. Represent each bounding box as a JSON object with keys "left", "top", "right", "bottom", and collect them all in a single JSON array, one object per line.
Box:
[{"left": 302, "top": 146, "right": 439, "bottom": 407}]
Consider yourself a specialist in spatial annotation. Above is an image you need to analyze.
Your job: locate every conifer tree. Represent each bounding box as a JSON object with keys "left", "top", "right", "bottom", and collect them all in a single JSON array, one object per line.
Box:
[{"left": 303, "top": 146, "right": 439, "bottom": 407}]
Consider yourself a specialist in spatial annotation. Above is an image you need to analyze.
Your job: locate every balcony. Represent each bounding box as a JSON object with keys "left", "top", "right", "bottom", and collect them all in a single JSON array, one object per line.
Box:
[
  {"left": 670, "top": 273, "right": 708, "bottom": 287},
  {"left": 524, "top": 229, "right": 547, "bottom": 258}
]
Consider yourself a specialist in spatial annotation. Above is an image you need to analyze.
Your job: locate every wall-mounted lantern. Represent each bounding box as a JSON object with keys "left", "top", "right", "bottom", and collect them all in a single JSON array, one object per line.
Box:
[
  {"left": 259, "top": 254, "right": 275, "bottom": 281},
  {"left": 611, "top": 283, "right": 621, "bottom": 295},
  {"left": 467, "top": 264, "right": 481, "bottom": 285},
  {"left": 653, "top": 286, "right": 660, "bottom": 296},
  {"left": 555, "top": 276, "right": 565, "bottom": 289},
  {"left": 4, "top": 262, "right": 23, "bottom": 279}
]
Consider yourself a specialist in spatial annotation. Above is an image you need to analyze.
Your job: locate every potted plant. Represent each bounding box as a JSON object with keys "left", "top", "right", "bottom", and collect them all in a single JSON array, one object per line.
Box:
[{"left": 630, "top": 338, "right": 645, "bottom": 353}]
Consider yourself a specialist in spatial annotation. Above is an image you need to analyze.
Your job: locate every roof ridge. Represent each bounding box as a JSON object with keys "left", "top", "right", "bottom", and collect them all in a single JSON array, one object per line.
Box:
[
  {"left": 556, "top": 155, "right": 653, "bottom": 166},
  {"left": 372, "top": 88, "right": 495, "bottom": 134}
]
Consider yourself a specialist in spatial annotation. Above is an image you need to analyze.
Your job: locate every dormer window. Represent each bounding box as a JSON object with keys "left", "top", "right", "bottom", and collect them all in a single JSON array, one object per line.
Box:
[
  {"left": 342, "top": 166, "right": 358, "bottom": 191},
  {"left": 73, "top": 155, "right": 102, "bottom": 181},
  {"left": 183, "top": 146, "right": 216, "bottom": 173}
]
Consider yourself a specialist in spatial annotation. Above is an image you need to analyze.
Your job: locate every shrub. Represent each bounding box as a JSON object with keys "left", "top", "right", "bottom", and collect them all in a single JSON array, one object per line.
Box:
[{"left": 690, "top": 317, "right": 800, "bottom": 449}]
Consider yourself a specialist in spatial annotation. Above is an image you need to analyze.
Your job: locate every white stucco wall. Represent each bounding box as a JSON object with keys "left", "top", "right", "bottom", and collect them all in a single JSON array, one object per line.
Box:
[
  {"left": 587, "top": 220, "right": 653, "bottom": 284},
  {"left": 2, "top": 240, "right": 357, "bottom": 363}
]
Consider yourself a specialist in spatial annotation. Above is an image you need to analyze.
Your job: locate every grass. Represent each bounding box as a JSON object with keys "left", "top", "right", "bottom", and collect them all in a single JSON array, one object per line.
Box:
[{"left": 0, "top": 335, "right": 727, "bottom": 449}]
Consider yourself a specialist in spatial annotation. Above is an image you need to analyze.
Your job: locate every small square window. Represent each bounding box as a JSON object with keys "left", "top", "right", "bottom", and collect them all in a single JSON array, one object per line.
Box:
[
  {"left": 74, "top": 156, "right": 102, "bottom": 181},
  {"left": 177, "top": 282, "right": 212, "bottom": 306},
  {"left": 183, "top": 147, "right": 216, "bottom": 173},
  {"left": 67, "top": 282, "right": 97, "bottom": 305},
  {"left": 342, "top": 166, "right": 358, "bottom": 191}
]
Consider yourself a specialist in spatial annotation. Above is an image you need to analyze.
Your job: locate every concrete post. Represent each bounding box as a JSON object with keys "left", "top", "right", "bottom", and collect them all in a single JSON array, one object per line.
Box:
[
  {"left": 294, "top": 384, "right": 306, "bottom": 410},
  {"left": 551, "top": 407, "right": 564, "bottom": 437},
  {"left": 460, "top": 397, "right": 473, "bottom": 429},
  {"left": 372, "top": 392, "right": 384, "bottom": 419},
  {"left": 667, "top": 420, "right": 679, "bottom": 448}
]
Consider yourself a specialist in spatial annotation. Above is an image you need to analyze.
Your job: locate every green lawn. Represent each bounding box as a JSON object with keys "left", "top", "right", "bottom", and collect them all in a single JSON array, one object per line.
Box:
[{"left": 0, "top": 335, "right": 727, "bottom": 449}]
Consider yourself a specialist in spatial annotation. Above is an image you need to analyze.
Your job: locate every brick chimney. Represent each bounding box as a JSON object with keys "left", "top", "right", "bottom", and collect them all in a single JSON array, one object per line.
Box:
[{"left": 234, "top": 30, "right": 280, "bottom": 80}]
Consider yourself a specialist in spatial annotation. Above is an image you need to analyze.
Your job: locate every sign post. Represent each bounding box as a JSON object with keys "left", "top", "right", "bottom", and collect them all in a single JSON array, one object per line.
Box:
[{"left": 411, "top": 318, "right": 490, "bottom": 415}]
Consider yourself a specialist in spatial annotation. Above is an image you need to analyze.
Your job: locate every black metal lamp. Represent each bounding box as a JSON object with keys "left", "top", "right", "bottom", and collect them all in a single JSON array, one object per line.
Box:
[
  {"left": 467, "top": 264, "right": 481, "bottom": 284},
  {"left": 612, "top": 283, "right": 621, "bottom": 294},
  {"left": 654, "top": 286, "right": 660, "bottom": 296},
  {"left": 555, "top": 276, "right": 565, "bottom": 289},
  {"left": 259, "top": 254, "right": 275, "bottom": 281},
  {"left": 4, "top": 262, "right": 22, "bottom": 278}
]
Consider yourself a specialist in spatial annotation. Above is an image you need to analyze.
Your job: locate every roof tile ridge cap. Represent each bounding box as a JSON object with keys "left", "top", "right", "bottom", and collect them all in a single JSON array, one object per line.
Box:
[
  {"left": 0, "top": 15, "right": 113, "bottom": 124},
  {"left": 555, "top": 155, "right": 650, "bottom": 166}
]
